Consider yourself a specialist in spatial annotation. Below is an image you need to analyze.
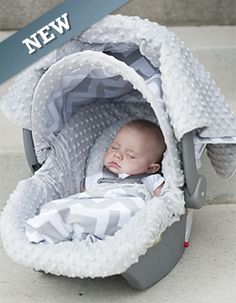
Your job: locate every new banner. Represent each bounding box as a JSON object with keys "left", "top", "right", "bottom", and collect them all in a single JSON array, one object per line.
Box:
[{"left": 0, "top": 0, "right": 129, "bottom": 85}]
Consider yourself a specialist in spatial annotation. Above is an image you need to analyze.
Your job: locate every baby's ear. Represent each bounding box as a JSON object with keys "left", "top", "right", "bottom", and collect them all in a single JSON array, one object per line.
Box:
[{"left": 146, "top": 163, "right": 160, "bottom": 174}]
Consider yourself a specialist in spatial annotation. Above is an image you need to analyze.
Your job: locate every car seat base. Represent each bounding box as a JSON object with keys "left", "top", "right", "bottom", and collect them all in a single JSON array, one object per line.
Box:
[{"left": 122, "top": 212, "right": 187, "bottom": 289}]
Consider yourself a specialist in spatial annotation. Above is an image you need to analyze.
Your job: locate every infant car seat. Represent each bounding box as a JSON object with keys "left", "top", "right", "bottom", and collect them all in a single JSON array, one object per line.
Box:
[{"left": 1, "top": 15, "right": 236, "bottom": 289}]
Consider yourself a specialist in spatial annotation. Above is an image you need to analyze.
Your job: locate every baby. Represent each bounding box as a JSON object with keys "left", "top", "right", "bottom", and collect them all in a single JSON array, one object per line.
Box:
[
  {"left": 85, "top": 119, "right": 166, "bottom": 196},
  {"left": 26, "top": 119, "right": 166, "bottom": 244}
]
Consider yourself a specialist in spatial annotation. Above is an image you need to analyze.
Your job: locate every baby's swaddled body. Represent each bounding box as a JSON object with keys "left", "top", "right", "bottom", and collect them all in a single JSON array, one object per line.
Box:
[
  {"left": 26, "top": 169, "right": 164, "bottom": 244},
  {"left": 25, "top": 119, "right": 166, "bottom": 244}
]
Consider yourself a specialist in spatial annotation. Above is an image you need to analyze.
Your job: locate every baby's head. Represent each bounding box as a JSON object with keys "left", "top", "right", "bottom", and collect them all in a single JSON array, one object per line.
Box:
[{"left": 103, "top": 119, "right": 166, "bottom": 176}]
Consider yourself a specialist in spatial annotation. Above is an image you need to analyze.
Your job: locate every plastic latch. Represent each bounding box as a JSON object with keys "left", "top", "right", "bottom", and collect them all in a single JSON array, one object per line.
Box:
[{"left": 184, "top": 175, "right": 207, "bottom": 209}]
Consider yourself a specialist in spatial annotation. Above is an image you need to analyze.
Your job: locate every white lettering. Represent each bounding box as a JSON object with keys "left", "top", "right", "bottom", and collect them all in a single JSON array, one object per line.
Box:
[
  {"left": 49, "top": 13, "right": 71, "bottom": 34},
  {"left": 22, "top": 13, "right": 71, "bottom": 55},
  {"left": 22, "top": 33, "right": 43, "bottom": 54},
  {"left": 37, "top": 25, "right": 55, "bottom": 45}
]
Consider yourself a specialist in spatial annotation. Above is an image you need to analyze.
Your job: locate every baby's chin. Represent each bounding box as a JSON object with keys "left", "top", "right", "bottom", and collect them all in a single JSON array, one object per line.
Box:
[
  {"left": 104, "top": 165, "right": 143, "bottom": 176},
  {"left": 105, "top": 165, "right": 121, "bottom": 174},
  {"left": 104, "top": 163, "right": 131, "bottom": 175}
]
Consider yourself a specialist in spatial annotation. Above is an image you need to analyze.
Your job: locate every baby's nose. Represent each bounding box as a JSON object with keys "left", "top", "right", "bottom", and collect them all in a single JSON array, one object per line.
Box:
[{"left": 114, "top": 150, "right": 123, "bottom": 160}]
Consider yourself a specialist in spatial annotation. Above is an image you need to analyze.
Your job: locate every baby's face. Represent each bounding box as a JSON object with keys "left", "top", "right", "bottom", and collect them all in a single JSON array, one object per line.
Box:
[{"left": 104, "top": 126, "right": 159, "bottom": 175}]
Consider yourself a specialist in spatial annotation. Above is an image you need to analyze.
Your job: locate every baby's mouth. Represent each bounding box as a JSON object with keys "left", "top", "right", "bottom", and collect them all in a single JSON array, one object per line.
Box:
[{"left": 109, "top": 161, "right": 121, "bottom": 169}]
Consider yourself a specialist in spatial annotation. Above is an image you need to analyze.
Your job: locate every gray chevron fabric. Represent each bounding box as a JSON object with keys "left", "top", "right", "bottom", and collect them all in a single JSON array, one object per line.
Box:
[{"left": 25, "top": 183, "right": 151, "bottom": 244}]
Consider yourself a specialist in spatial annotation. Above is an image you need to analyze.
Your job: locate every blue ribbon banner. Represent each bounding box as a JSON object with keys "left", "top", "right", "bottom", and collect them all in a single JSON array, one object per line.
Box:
[{"left": 0, "top": 0, "right": 129, "bottom": 85}]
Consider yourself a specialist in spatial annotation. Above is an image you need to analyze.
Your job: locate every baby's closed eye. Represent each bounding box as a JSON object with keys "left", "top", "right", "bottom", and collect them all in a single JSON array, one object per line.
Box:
[
  {"left": 111, "top": 145, "right": 118, "bottom": 150},
  {"left": 127, "top": 154, "right": 136, "bottom": 159}
]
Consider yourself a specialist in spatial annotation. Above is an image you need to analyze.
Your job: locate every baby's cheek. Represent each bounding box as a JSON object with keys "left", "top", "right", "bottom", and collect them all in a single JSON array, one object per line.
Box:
[
  {"left": 103, "top": 152, "right": 107, "bottom": 163},
  {"left": 128, "top": 162, "right": 139, "bottom": 172},
  {"left": 103, "top": 151, "right": 110, "bottom": 163}
]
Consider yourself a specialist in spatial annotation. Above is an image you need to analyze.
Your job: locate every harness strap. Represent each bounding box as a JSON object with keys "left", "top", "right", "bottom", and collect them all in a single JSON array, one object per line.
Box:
[{"left": 97, "top": 172, "right": 148, "bottom": 185}]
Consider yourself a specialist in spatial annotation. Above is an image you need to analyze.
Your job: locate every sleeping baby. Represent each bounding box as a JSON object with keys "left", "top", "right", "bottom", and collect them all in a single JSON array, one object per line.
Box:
[
  {"left": 85, "top": 119, "right": 166, "bottom": 195},
  {"left": 25, "top": 119, "right": 166, "bottom": 244}
]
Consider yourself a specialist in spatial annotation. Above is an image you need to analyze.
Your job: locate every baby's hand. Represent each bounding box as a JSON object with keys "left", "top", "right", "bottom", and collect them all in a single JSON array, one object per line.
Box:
[{"left": 154, "top": 182, "right": 164, "bottom": 197}]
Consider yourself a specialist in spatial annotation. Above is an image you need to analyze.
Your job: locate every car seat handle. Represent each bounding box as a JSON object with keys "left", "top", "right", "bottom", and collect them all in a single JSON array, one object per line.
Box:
[
  {"left": 181, "top": 132, "right": 207, "bottom": 209},
  {"left": 22, "top": 129, "right": 41, "bottom": 173}
]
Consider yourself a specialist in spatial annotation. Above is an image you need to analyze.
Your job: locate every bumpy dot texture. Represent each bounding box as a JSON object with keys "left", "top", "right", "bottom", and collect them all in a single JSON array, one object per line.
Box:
[{"left": 0, "top": 51, "right": 57, "bottom": 129}]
